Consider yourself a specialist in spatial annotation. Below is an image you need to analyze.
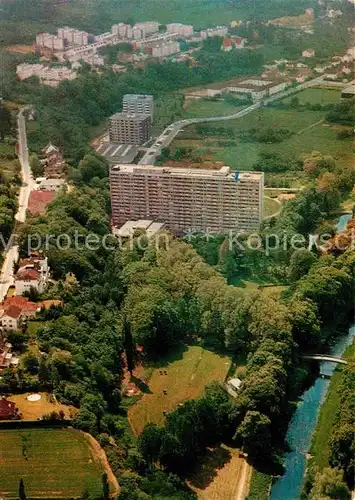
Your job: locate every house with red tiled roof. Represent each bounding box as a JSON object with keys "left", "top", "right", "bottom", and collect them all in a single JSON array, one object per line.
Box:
[
  {"left": 28, "top": 190, "right": 56, "bottom": 215},
  {"left": 15, "top": 254, "right": 50, "bottom": 296},
  {"left": 0, "top": 297, "right": 39, "bottom": 331},
  {"left": 221, "top": 39, "right": 232, "bottom": 52},
  {"left": 0, "top": 305, "right": 23, "bottom": 331},
  {"left": 0, "top": 397, "right": 17, "bottom": 420}
]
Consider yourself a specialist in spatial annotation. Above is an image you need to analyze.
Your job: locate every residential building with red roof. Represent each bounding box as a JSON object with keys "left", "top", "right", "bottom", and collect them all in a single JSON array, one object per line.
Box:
[
  {"left": 221, "top": 38, "right": 232, "bottom": 52},
  {"left": 28, "top": 190, "right": 56, "bottom": 215},
  {"left": 0, "top": 397, "right": 17, "bottom": 420},
  {"left": 15, "top": 254, "right": 50, "bottom": 296},
  {"left": 0, "top": 297, "right": 39, "bottom": 332}
]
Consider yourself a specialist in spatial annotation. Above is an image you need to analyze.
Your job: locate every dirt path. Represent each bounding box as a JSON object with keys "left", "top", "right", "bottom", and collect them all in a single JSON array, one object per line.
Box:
[
  {"left": 297, "top": 118, "right": 324, "bottom": 135},
  {"left": 81, "top": 431, "right": 120, "bottom": 498},
  {"left": 236, "top": 460, "right": 252, "bottom": 500}
]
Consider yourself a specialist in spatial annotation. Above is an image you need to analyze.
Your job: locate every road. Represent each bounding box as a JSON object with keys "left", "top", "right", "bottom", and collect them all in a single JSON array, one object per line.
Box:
[
  {"left": 139, "top": 75, "right": 325, "bottom": 165},
  {"left": 0, "top": 110, "right": 35, "bottom": 302}
]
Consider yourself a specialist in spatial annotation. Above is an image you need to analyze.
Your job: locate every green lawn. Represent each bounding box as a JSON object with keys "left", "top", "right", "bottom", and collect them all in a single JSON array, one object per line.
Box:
[
  {"left": 0, "top": 428, "right": 105, "bottom": 498},
  {"left": 282, "top": 87, "right": 341, "bottom": 105},
  {"left": 264, "top": 196, "right": 281, "bottom": 218},
  {"left": 26, "top": 321, "right": 45, "bottom": 337},
  {"left": 175, "top": 107, "right": 354, "bottom": 172},
  {"left": 128, "top": 345, "right": 231, "bottom": 435},
  {"left": 183, "top": 99, "right": 244, "bottom": 118},
  {"left": 247, "top": 469, "right": 272, "bottom": 499}
]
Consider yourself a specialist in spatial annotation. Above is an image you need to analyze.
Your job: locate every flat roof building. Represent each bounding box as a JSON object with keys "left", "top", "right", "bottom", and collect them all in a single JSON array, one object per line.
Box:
[
  {"left": 110, "top": 164, "right": 264, "bottom": 234},
  {"left": 341, "top": 84, "right": 355, "bottom": 98},
  {"left": 109, "top": 113, "right": 151, "bottom": 145},
  {"left": 113, "top": 219, "right": 165, "bottom": 238},
  {"left": 122, "top": 94, "right": 154, "bottom": 120}
]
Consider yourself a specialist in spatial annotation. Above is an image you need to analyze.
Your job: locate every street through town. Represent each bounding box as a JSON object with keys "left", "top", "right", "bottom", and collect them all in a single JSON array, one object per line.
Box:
[{"left": 0, "top": 110, "right": 35, "bottom": 302}]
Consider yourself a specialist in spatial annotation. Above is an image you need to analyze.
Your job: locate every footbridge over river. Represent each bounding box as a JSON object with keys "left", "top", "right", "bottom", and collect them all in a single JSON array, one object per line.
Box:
[{"left": 303, "top": 355, "right": 348, "bottom": 365}]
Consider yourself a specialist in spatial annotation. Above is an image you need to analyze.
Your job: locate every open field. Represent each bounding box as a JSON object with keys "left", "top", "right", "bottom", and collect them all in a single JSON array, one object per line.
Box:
[
  {"left": 7, "top": 45, "right": 35, "bottom": 54},
  {"left": 269, "top": 11, "right": 314, "bottom": 28},
  {"left": 128, "top": 345, "right": 231, "bottom": 435},
  {"left": 282, "top": 87, "right": 341, "bottom": 105},
  {"left": 8, "top": 392, "right": 77, "bottom": 421},
  {"left": 187, "top": 445, "right": 251, "bottom": 500},
  {"left": 183, "top": 99, "right": 244, "bottom": 118},
  {"left": 264, "top": 196, "right": 281, "bottom": 218},
  {"left": 0, "top": 428, "right": 111, "bottom": 498},
  {"left": 173, "top": 107, "right": 354, "bottom": 173}
]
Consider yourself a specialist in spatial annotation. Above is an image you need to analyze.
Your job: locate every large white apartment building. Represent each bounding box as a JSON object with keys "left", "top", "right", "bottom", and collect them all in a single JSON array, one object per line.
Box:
[
  {"left": 57, "top": 27, "right": 89, "bottom": 46},
  {"left": 112, "top": 21, "right": 159, "bottom": 40},
  {"left": 16, "top": 64, "right": 77, "bottom": 87},
  {"left": 151, "top": 41, "right": 180, "bottom": 57},
  {"left": 122, "top": 94, "right": 154, "bottom": 119},
  {"left": 135, "top": 21, "right": 160, "bottom": 36},
  {"left": 110, "top": 165, "right": 264, "bottom": 234},
  {"left": 166, "top": 23, "right": 194, "bottom": 37},
  {"left": 200, "top": 26, "right": 229, "bottom": 39},
  {"left": 36, "top": 33, "right": 65, "bottom": 51}
]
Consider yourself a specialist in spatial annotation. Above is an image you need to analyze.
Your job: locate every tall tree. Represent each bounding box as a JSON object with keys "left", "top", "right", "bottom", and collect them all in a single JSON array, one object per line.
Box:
[
  {"left": 19, "top": 479, "right": 27, "bottom": 500},
  {"left": 101, "top": 472, "right": 110, "bottom": 500},
  {"left": 123, "top": 317, "right": 136, "bottom": 376}
]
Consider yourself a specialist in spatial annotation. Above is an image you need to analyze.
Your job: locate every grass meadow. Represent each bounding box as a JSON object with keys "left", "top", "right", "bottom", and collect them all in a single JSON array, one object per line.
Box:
[
  {"left": 128, "top": 345, "right": 231, "bottom": 435},
  {"left": 0, "top": 428, "right": 105, "bottom": 498}
]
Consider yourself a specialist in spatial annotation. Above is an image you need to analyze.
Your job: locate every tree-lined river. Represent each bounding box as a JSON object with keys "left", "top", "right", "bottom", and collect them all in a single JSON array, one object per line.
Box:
[{"left": 270, "top": 213, "right": 353, "bottom": 500}]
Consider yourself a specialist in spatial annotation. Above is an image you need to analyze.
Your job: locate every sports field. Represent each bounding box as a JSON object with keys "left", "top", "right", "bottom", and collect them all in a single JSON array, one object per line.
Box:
[
  {"left": 128, "top": 346, "right": 231, "bottom": 435},
  {"left": 0, "top": 428, "right": 111, "bottom": 498}
]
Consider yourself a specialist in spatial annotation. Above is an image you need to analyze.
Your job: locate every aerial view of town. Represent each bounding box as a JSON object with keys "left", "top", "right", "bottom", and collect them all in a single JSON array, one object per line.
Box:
[{"left": 0, "top": 0, "right": 354, "bottom": 498}]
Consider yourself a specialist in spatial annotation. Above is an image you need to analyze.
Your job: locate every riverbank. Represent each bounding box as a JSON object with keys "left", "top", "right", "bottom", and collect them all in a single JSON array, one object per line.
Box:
[
  {"left": 269, "top": 321, "right": 355, "bottom": 500},
  {"left": 302, "top": 340, "right": 355, "bottom": 497}
]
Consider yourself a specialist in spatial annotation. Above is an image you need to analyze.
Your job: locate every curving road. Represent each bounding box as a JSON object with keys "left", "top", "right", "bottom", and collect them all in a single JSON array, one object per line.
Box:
[
  {"left": 0, "top": 110, "right": 35, "bottom": 302},
  {"left": 139, "top": 75, "right": 325, "bottom": 165}
]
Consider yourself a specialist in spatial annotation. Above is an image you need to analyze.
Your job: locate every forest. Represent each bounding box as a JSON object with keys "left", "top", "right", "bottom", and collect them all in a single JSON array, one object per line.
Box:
[{"left": 0, "top": 146, "right": 352, "bottom": 497}]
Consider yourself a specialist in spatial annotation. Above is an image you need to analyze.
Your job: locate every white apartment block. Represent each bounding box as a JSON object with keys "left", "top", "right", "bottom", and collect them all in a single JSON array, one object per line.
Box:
[
  {"left": 57, "top": 27, "right": 89, "bottom": 46},
  {"left": 200, "top": 26, "right": 229, "bottom": 39},
  {"left": 166, "top": 23, "right": 194, "bottom": 38},
  {"left": 122, "top": 94, "right": 154, "bottom": 119},
  {"left": 16, "top": 64, "right": 77, "bottom": 87},
  {"left": 132, "top": 26, "right": 146, "bottom": 40},
  {"left": 110, "top": 165, "right": 264, "bottom": 234},
  {"left": 134, "top": 21, "right": 160, "bottom": 36},
  {"left": 111, "top": 23, "right": 133, "bottom": 39},
  {"left": 36, "top": 33, "right": 65, "bottom": 51},
  {"left": 152, "top": 41, "right": 180, "bottom": 57}
]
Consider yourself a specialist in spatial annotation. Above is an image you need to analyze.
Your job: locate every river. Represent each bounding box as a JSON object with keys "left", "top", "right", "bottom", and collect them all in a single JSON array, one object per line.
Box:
[{"left": 270, "top": 212, "right": 354, "bottom": 500}]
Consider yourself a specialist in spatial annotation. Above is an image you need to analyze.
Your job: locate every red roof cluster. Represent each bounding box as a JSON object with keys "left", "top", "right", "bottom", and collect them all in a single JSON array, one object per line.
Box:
[
  {"left": 0, "top": 398, "right": 16, "bottom": 419},
  {"left": 2, "top": 305, "right": 22, "bottom": 319},
  {"left": 28, "top": 190, "right": 56, "bottom": 215},
  {"left": 2, "top": 296, "right": 38, "bottom": 313},
  {"left": 15, "top": 268, "right": 41, "bottom": 281}
]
